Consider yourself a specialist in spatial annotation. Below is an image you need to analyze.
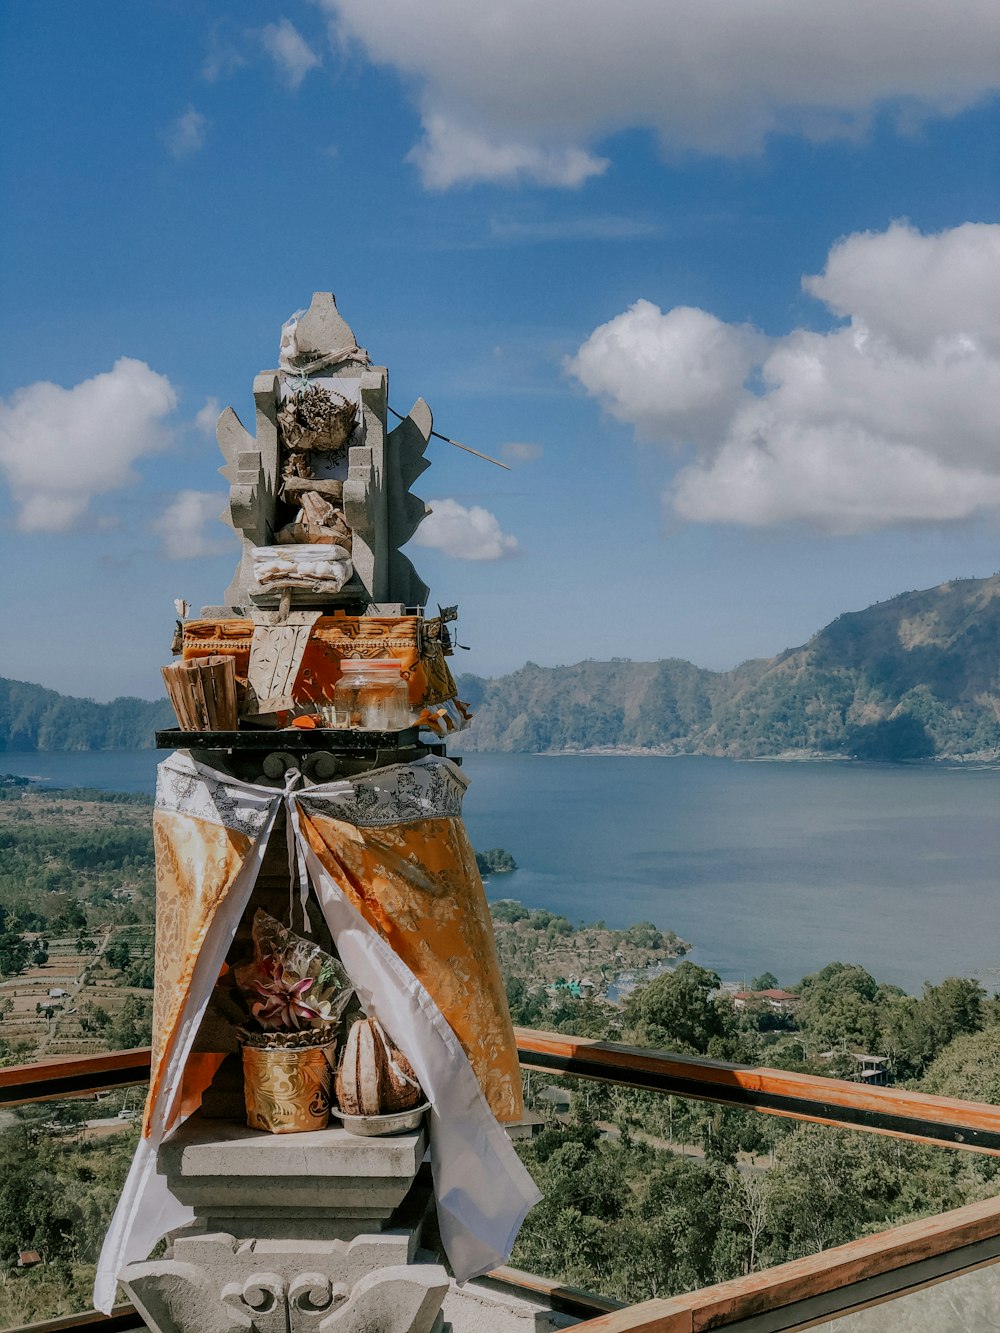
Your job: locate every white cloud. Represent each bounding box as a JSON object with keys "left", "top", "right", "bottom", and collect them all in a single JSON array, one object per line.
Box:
[
  {"left": 153, "top": 490, "right": 234, "bottom": 560},
  {"left": 501, "top": 441, "right": 544, "bottom": 464},
  {"left": 408, "top": 113, "right": 607, "bottom": 189},
  {"left": 320, "top": 0, "right": 1000, "bottom": 187},
  {"left": 568, "top": 222, "right": 1000, "bottom": 534},
  {"left": 163, "top": 106, "right": 207, "bottom": 159},
  {"left": 195, "top": 397, "right": 220, "bottom": 436},
  {"left": 0, "top": 359, "right": 178, "bottom": 532},
  {"left": 201, "top": 30, "right": 247, "bottom": 82},
  {"left": 804, "top": 221, "right": 1000, "bottom": 357},
  {"left": 413, "top": 498, "right": 520, "bottom": 560},
  {"left": 567, "top": 301, "right": 767, "bottom": 444},
  {"left": 260, "top": 19, "right": 321, "bottom": 91}
]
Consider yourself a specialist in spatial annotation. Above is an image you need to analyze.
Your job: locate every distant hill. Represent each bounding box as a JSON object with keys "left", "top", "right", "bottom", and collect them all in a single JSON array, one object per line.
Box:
[
  {"left": 456, "top": 575, "right": 1000, "bottom": 760},
  {"left": 0, "top": 677, "right": 173, "bottom": 751},
  {"left": 2, "top": 574, "right": 997, "bottom": 757}
]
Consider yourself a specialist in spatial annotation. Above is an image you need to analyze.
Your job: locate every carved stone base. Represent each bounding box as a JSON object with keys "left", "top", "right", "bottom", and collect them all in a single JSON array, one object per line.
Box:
[
  {"left": 123, "top": 1231, "right": 579, "bottom": 1333},
  {"left": 121, "top": 1116, "right": 578, "bottom": 1333},
  {"left": 156, "top": 1118, "right": 426, "bottom": 1240},
  {"left": 123, "top": 1232, "right": 449, "bottom": 1333}
]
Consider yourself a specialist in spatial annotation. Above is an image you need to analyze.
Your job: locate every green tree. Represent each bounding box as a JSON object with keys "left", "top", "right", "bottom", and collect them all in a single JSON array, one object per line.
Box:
[
  {"left": 104, "top": 938, "right": 132, "bottom": 972},
  {"left": 126, "top": 958, "right": 155, "bottom": 989},
  {"left": 623, "top": 962, "right": 729, "bottom": 1054},
  {"left": 79, "top": 1003, "right": 112, "bottom": 1035},
  {"left": 0, "top": 929, "right": 28, "bottom": 978},
  {"left": 631, "top": 1155, "right": 743, "bottom": 1291},
  {"left": 505, "top": 976, "right": 546, "bottom": 1027},
  {"left": 476, "top": 848, "right": 518, "bottom": 875},
  {"left": 920, "top": 1026, "right": 1000, "bottom": 1105},
  {"left": 795, "top": 962, "right": 885, "bottom": 1051},
  {"left": 109, "top": 995, "right": 152, "bottom": 1049},
  {"left": 844, "top": 715, "right": 936, "bottom": 761},
  {"left": 763, "top": 1124, "right": 958, "bottom": 1263},
  {"left": 0, "top": 1126, "right": 74, "bottom": 1265},
  {"left": 623, "top": 923, "right": 664, "bottom": 950},
  {"left": 512, "top": 1123, "right": 629, "bottom": 1291},
  {"left": 882, "top": 977, "right": 986, "bottom": 1078},
  {"left": 751, "top": 971, "right": 779, "bottom": 991}
]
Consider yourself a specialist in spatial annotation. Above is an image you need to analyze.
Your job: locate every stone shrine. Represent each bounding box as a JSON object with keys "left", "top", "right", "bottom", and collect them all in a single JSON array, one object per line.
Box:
[{"left": 100, "top": 294, "right": 575, "bottom": 1333}]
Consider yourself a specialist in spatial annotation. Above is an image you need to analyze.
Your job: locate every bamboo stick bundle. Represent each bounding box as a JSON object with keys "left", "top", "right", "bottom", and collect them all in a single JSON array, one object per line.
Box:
[{"left": 161, "top": 655, "right": 237, "bottom": 731}]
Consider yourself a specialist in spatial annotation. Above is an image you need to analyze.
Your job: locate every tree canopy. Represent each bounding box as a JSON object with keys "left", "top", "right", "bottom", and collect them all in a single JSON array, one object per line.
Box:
[{"left": 623, "top": 962, "right": 731, "bottom": 1055}]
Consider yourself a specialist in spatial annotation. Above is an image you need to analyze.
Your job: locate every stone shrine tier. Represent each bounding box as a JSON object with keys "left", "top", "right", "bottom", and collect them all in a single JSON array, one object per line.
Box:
[
  {"left": 158, "top": 1116, "right": 429, "bottom": 1241},
  {"left": 120, "top": 1114, "right": 578, "bottom": 1333}
]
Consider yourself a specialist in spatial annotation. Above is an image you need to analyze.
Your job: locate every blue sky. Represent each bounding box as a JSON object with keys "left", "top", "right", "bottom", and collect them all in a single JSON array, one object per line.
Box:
[{"left": 2, "top": 1, "right": 1000, "bottom": 700}]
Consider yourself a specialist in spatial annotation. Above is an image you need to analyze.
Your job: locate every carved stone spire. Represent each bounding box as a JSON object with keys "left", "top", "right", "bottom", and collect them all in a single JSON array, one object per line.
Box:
[{"left": 213, "top": 293, "right": 432, "bottom": 613}]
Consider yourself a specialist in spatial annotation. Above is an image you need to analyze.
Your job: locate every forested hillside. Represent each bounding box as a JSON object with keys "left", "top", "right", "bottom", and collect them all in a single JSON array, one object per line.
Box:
[
  {"left": 3, "top": 573, "right": 998, "bottom": 756},
  {"left": 458, "top": 574, "right": 1000, "bottom": 759},
  {"left": 0, "top": 678, "right": 172, "bottom": 751}
]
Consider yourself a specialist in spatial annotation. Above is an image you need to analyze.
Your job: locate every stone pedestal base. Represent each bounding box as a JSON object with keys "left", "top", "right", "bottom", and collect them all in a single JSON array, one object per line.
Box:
[
  {"left": 120, "top": 1116, "right": 578, "bottom": 1333},
  {"left": 157, "top": 1117, "right": 427, "bottom": 1240},
  {"left": 124, "top": 1232, "right": 449, "bottom": 1333}
]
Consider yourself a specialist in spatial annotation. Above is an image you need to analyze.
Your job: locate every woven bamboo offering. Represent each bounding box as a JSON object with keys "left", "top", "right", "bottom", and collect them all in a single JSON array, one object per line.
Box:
[
  {"left": 161, "top": 655, "right": 237, "bottom": 731},
  {"left": 278, "top": 383, "right": 357, "bottom": 454}
]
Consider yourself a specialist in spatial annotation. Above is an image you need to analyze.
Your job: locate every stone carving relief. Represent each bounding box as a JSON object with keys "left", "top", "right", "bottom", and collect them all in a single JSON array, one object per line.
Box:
[
  {"left": 216, "top": 293, "right": 432, "bottom": 612},
  {"left": 124, "top": 1243, "right": 449, "bottom": 1333}
]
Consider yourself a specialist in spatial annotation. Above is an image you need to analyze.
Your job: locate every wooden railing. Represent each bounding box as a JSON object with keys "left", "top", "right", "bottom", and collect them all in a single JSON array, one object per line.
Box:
[
  {"left": 514, "top": 1027, "right": 1000, "bottom": 1154},
  {"left": 5, "top": 1308, "right": 141, "bottom": 1333},
  {"left": 9, "top": 1036, "right": 1000, "bottom": 1157},
  {"left": 4, "top": 1039, "right": 1000, "bottom": 1331},
  {"left": 565, "top": 1195, "right": 1000, "bottom": 1330},
  {"left": 0, "top": 1048, "right": 151, "bottom": 1107}
]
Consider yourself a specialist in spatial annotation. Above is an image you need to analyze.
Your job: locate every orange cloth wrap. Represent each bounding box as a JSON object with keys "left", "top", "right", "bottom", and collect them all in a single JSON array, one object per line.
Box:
[
  {"left": 299, "top": 808, "right": 523, "bottom": 1123},
  {"left": 146, "top": 811, "right": 251, "bottom": 1136}
]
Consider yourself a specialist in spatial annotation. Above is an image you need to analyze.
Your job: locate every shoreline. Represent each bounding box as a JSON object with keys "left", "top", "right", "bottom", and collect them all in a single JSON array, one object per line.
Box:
[{"left": 457, "top": 744, "right": 999, "bottom": 765}]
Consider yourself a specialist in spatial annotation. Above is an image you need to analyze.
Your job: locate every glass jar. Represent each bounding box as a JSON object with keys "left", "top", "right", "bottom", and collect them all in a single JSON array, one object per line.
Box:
[{"left": 332, "top": 659, "right": 412, "bottom": 730}]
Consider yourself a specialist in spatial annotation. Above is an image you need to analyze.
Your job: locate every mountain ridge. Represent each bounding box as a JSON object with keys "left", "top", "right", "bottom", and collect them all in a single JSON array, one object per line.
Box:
[
  {"left": 0, "top": 677, "right": 174, "bottom": 751},
  {"left": 2, "top": 574, "right": 997, "bottom": 757},
  {"left": 455, "top": 574, "right": 1000, "bottom": 760}
]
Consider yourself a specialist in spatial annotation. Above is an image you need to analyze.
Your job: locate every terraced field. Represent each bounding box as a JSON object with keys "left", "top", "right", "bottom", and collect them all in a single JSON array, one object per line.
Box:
[{"left": 0, "top": 782, "right": 155, "bottom": 1063}]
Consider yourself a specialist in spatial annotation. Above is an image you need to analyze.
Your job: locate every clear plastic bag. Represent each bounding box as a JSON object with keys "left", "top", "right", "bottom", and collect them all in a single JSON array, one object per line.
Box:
[{"left": 235, "top": 909, "right": 354, "bottom": 1033}]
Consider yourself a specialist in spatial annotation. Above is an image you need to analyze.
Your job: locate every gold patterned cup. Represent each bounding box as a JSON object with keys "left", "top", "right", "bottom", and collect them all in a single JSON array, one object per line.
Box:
[{"left": 241, "top": 1034, "right": 336, "bottom": 1134}]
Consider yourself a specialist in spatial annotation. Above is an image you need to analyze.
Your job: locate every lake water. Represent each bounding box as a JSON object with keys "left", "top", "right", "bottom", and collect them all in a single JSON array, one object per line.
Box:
[{"left": 2, "top": 749, "right": 997, "bottom": 993}]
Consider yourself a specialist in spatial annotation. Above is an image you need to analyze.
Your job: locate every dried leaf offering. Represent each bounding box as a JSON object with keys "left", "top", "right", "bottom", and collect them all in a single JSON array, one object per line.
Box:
[{"left": 278, "top": 384, "right": 357, "bottom": 455}]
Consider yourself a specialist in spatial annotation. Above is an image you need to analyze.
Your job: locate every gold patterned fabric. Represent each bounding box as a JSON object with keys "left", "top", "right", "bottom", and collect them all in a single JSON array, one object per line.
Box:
[
  {"left": 298, "top": 801, "right": 523, "bottom": 1123},
  {"left": 147, "top": 812, "right": 250, "bottom": 1134},
  {"left": 146, "top": 753, "right": 521, "bottom": 1130},
  {"left": 143, "top": 758, "right": 278, "bottom": 1138}
]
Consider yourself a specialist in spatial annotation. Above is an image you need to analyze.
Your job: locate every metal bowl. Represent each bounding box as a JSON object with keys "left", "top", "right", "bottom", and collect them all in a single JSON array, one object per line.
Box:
[{"left": 331, "top": 1102, "right": 430, "bottom": 1137}]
